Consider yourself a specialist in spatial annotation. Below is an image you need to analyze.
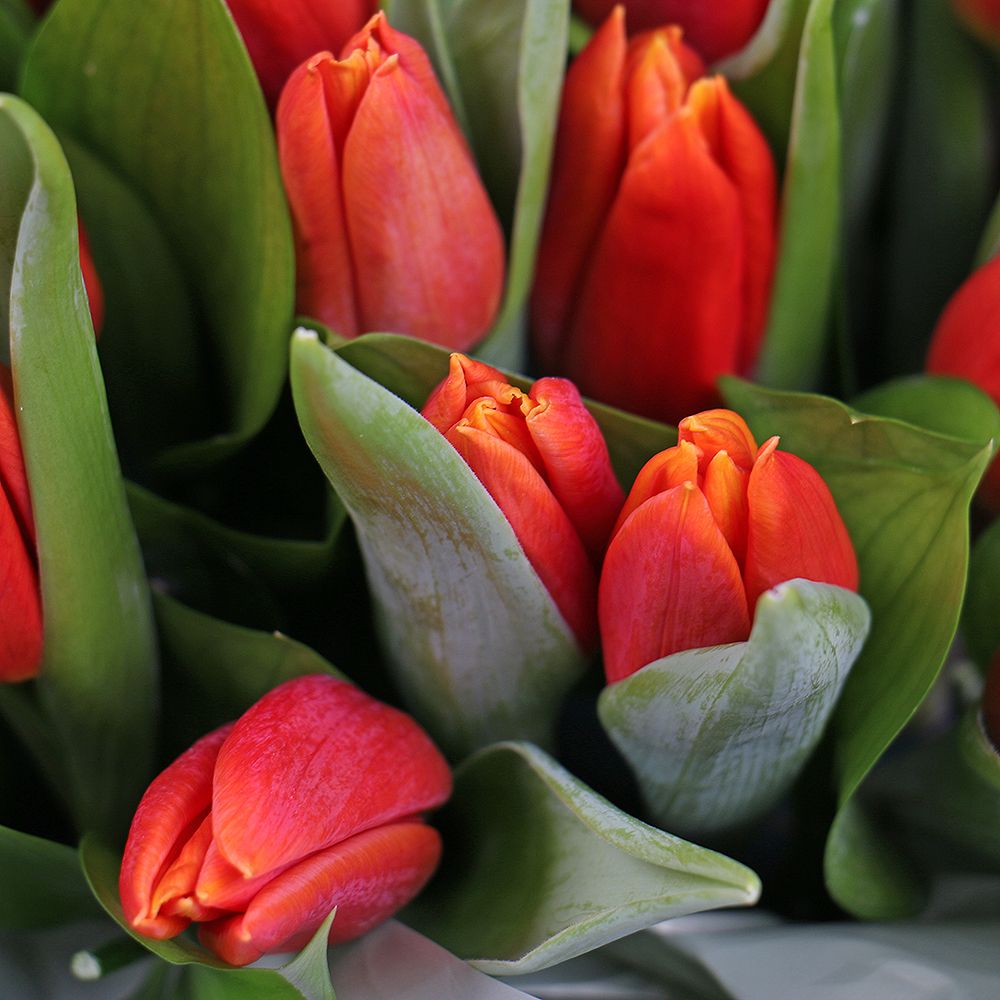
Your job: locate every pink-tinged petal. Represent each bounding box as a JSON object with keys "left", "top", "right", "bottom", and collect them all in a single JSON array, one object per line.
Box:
[
  {"left": 702, "top": 450, "right": 749, "bottom": 569},
  {"left": 119, "top": 724, "right": 233, "bottom": 939},
  {"left": 211, "top": 676, "right": 451, "bottom": 879},
  {"left": 342, "top": 54, "right": 504, "bottom": 348},
  {"left": 225, "top": 0, "right": 376, "bottom": 106},
  {"left": 562, "top": 107, "right": 744, "bottom": 424},
  {"left": 525, "top": 377, "right": 625, "bottom": 563},
  {"left": 677, "top": 408, "right": 757, "bottom": 470},
  {"left": 601, "top": 482, "right": 750, "bottom": 683},
  {"left": 531, "top": 8, "right": 628, "bottom": 368},
  {"left": 744, "top": 438, "right": 859, "bottom": 612},
  {"left": 421, "top": 354, "right": 509, "bottom": 432},
  {"left": 688, "top": 77, "right": 777, "bottom": 370},
  {"left": 449, "top": 424, "right": 598, "bottom": 648},
  {"left": 199, "top": 821, "right": 441, "bottom": 966},
  {"left": 277, "top": 53, "right": 363, "bottom": 337},
  {"left": 611, "top": 440, "right": 701, "bottom": 540}
]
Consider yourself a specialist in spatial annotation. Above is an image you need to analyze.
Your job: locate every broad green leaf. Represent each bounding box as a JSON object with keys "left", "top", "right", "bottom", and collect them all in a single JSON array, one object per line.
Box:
[
  {"left": 20, "top": 0, "right": 294, "bottom": 468},
  {"left": 965, "top": 518, "right": 1000, "bottom": 669},
  {"left": 721, "top": 378, "right": 991, "bottom": 916},
  {"left": 878, "top": 0, "right": 991, "bottom": 377},
  {"left": 0, "top": 0, "right": 30, "bottom": 92},
  {"left": 80, "top": 839, "right": 334, "bottom": 1000},
  {"left": 405, "top": 742, "right": 760, "bottom": 974},
  {"left": 290, "top": 329, "right": 584, "bottom": 757},
  {"left": 0, "top": 826, "right": 99, "bottom": 929},
  {"left": 599, "top": 581, "right": 870, "bottom": 838},
  {"left": 0, "top": 95, "right": 158, "bottom": 839},
  {"left": 756, "top": 0, "right": 841, "bottom": 391},
  {"left": 329, "top": 921, "right": 532, "bottom": 999}
]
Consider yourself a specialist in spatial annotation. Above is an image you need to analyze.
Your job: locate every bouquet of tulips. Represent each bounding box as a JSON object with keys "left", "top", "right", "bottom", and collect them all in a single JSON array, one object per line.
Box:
[{"left": 2, "top": 0, "right": 1000, "bottom": 997}]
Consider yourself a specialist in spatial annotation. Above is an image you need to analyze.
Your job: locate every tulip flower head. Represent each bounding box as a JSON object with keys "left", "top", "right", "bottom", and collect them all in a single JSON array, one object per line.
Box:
[
  {"left": 120, "top": 675, "right": 452, "bottom": 966},
  {"left": 532, "top": 8, "right": 777, "bottom": 425},
  {"left": 926, "top": 253, "right": 1000, "bottom": 508},
  {"left": 0, "top": 366, "right": 42, "bottom": 683},
  {"left": 422, "top": 355, "right": 625, "bottom": 649},
  {"left": 600, "top": 409, "right": 858, "bottom": 683},
  {"left": 277, "top": 13, "right": 505, "bottom": 349},
  {"left": 574, "top": 0, "right": 771, "bottom": 62}
]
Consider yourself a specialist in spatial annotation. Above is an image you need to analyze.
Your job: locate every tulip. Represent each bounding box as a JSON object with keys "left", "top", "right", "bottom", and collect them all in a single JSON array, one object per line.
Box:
[
  {"left": 120, "top": 675, "right": 451, "bottom": 966},
  {"left": 532, "top": 9, "right": 777, "bottom": 425},
  {"left": 224, "top": 0, "right": 377, "bottom": 106},
  {"left": 926, "top": 254, "right": 1000, "bottom": 508},
  {"left": 78, "top": 223, "right": 104, "bottom": 335},
  {"left": 422, "top": 354, "right": 624, "bottom": 648},
  {"left": 277, "top": 13, "right": 505, "bottom": 350},
  {"left": 951, "top": 0, "right": 1000, "bottom": 46},
  {"left": 574, "top": 1, "right": 771, "bottom": 61},
  {"left": 0, "top": 366, "right": 43, "bottom": 683},
  {"left": 600, "top": 409, "right": 858, "bottom": 683}
]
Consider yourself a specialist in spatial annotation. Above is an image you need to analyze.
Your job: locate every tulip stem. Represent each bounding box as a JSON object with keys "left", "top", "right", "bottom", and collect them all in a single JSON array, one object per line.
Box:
[{"left": 71, "top": 936, "right": 148, "bottom": 980}]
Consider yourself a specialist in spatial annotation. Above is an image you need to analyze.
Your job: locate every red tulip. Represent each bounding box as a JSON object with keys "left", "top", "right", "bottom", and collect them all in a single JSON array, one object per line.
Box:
[
  {"left": 224, "top": 0, "right": 377, "bottom": 106},
  {"left": 600, "top": 409, "right": 858, "bottom": 683},
  {"left": 277, "top": 13, "right": 505, "bottom": 350},
  {"left": 573, "top": 1, "right": 771, "bottom": 62},
  {"left": 0, "top": 366, "right": 42, "bottom": 683},
  {"left": 422, "top": 354, "right": 624, "bottom": 648},
  {"left": 952, "top": 0, "right": 1000, "bottom": 46},
  {"left": 532, "top": 9, "right": 777, "bottom": 425},
  {"left": 119, "top": 675, "right": 451, "bottom": 966}
]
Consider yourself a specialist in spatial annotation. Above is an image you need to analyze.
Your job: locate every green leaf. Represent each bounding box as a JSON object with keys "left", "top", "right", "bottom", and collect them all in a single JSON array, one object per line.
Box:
[
  {"left": 756, "top": 0, "right": 841, "bottom": 391},
  {"left": 405, "top": 742, "right": 760, "bottom": 974},
  {"left": 80, "top": 838, "right": 334, "bottom": 1000},
  {"left": 598, "top": 581, "right": 870, "bottom": 838},
  {"left": 721, "top": 378, "right": 991, "bottom": 916},
  {"left": 20, "top": 0, "right": 294, "bottom": 468},
  {"left": 0, "top": 0, "right": 31, "bottom": 92},
  {"left": 0, "top": 95, "right": 158, "bottom": 840},
  {"left": 290, "top": 329, "right": 584, "bottom": 757},
  {"left": 0, "top": 826, "right": 100, "bottom": 930},
  {"left": 965, "top": 518, "right": 1000, "bottom": 669}
]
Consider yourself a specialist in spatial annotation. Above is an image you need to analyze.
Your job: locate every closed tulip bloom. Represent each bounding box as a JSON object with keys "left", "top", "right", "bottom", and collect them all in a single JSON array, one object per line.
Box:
[
  {"left": 532, "top": 9, "right": 777, "bottom": 425},
  {"left": 120, "top": 675, "right": 451, "bottom": 966},
  {"left": 600, "top": 409, "right": 857, "bottom": 683},
  {"left": 926, "top": 254, "right": 1000, "bottom": 508},
  {"left": 574, "top": 1, "right": 770, "bottom": 61},
  {"left": 225, "top": 0, "right": 376, "bottom": 106},
  {"left": 277, "top": 13, "right": 505, "bottom": 349},
  {"left": 952, "top": 0, "right": 1000, "bottom": 46},
  {"left": 0, "top": 367, "right": 42, "bottom": 683},
  {"left": 422, "top": 354, "right": 624, "bottom": 648}
]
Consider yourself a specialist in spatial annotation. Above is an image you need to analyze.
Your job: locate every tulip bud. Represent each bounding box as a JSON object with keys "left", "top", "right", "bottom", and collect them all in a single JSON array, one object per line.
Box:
[
  {"left": 574, "top": 1, "right": 771, "bottom": 62},
  {"left": 119, "top": 675, "right": 451, "bottom": 966},
  {"left": 951, "top": 0, "right": 1000, "bottom": 46},
  {"left": 600, "top": 409, "right": 858, "bottom": 683},
  {"left": 224, "top": 0, "right": 377, "bottom": 106},
  {"left": 532, "top": 9, "right": 777, "bottom": 425},
  {"left": 277, "top": 13, "right": 505, "bottom": 350},
  {"left": 422, "top": 354, "right": 625, "bottom": 648},
  {"left": 0, "top": 366, "right": 43, "bottom": 683}
]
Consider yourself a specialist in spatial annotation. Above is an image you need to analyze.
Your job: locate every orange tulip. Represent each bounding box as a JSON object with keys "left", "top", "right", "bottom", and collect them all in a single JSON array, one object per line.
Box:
[
  {"left": 225, "top": 0, "right": 377, "bottom": 106},
  {"left": 119, "top": 675, "right": 451, "bottom": 966},
  {"left": 422, "top": 354, "right": 624, "bottom": 648},
  {"left": 574, "top": 1, "right": 771, "bottom": 62},
  {"left": 926, "top": 253, "right": 1000, "bottom": 508},
  {"left": 0, "top": 366, "right": 42, "bottom": 683},
  {"left": 600, "top": 409, "right": 858, "bottom": 683},
  {"left": 277, "top": 13, "right": 505, "bottom": 349},
  {"left": 532, "top": 9, "right": 777, "bottom": 425},
  {"left": 952, "top": 0, "right": 1000, "bottom": 46}
]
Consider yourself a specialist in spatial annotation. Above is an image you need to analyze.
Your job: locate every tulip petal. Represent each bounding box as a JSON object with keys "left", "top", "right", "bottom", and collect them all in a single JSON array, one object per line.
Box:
[
  {"left": 601, "top": 483, "right": 750, "bottom": 683},
  {"left": 703, "top": 450, "right": 749, "bottom": 569},
  {"left": 0, "top": 482, "right": 42, "bottom": 683},
  {"left": 449, "top": 423, "right": 599, "bottom": 648},
  {"left": 531, "top": 7, "right": 628, "bottom": 367},
  {"left": 195, "top": 839, "right": 290, "bottom": 912},
  {"left": 744, "top": 439, "right": 859, "bottom": 613},
  {"left": 563, "top": 108, "right": 744, "bottom": 423},
  {"left": 199, "top": 821, "right": 441, "bottom": 966},
  {"left": 611, "top": 440, "right": 701, "bottom": 540},
  {"left": 342, "top": 53, "right": 504, "bottom": 348},
  {"left": 624, "top": 31, "right": 689, "bottom": 149},
  {"left": 211, "top": 676, "right": 451, "bottom": 879},
  {"left": 152, "top": 815, "right": 228, "bottom": 923},
  {"left": 119, "top": 724, "right": 233, "bottom": 939},
  {"left": 0, "top": 368, "right": 33, "bottom": 543},
  {"left": 525, "top": 377, "right": 625, "bottom": 562},
  {"left": 277, "top": 53, "right": 362, "bottom": 337},
  {"left": 677, "top": 408, "right": 758, "bottom": 470},
  {"left": 421, "top": 354, "right": 508, "bottom": 432}
]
